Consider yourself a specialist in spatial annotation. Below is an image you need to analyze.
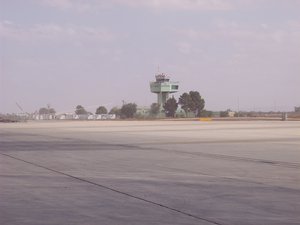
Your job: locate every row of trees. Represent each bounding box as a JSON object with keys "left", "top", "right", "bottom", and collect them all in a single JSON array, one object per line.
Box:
[
  {"left": 75, "top": 91, "right": 205, "bottom": 119},
  {"left": 39, "top": 91, "right": 205, "bottom": 119},
  {"left": 75, "top": 105, "right": 108, "bottom": 115},
  {"left": 75, "top": 104, "right": 137, "bottom": 119}
]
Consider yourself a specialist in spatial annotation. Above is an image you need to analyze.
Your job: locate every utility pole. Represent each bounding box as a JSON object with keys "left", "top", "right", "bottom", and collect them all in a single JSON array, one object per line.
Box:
[{"left": 237, "top": 97, "right": 240, "bottom": 118}]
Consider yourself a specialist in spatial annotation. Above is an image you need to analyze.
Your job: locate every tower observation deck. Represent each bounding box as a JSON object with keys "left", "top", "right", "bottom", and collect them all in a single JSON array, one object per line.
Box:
[{"left": 150, "top": 72, "right": 179, "bottom": 109}]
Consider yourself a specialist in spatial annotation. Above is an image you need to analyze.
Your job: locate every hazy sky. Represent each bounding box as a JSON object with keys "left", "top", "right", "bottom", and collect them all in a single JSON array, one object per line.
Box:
[{"left": 1, "top": 0, "right": 300, "bottom": 114}]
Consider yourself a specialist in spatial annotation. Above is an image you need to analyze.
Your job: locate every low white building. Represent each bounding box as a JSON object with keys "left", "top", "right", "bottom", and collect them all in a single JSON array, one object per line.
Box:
[{"left": 95, "top": 114, "right": 116, "bottom": 120}]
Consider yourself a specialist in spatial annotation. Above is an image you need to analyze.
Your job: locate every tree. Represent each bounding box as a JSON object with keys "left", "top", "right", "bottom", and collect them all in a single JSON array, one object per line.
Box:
[
  {"left": 220, "top": 111, "right": 228, "bottom": 117},
  {"left": 39, "top": 107, "right": 48, "bottom": 115},
  {"left": 49, "top": 108, "right": 56, "bottom": 114},
  {"left": 75, "top": 105, "right": 87, "bottom": 115},
  {"left": 96, "top": 106, "right": 108, "bottom": 114},
  {"left": 109, "top": 107, "right": 121, "bottom": 116},
  {"left": 220, "top": 109, "right": 231, "bottom": 117},
  {"left": 178, "top": 91, "right": 205, "bottom": 117},
  {"left": 150, "top": 103, "right": 160, "bottom": 116},
  {"left": 39, "top": 107, "right": 56, "bottom": 115},
  {"left": 163, "top": 97, "right": 178, "bottom": 117},
  {"left": 199, "top": 110, "right": 213, "bottom": 117},
  {"left": 178, "top": 93, "right": 192, "bottom": 116},
  {"left": 189, "top": 91, "right": 205, "bottom": 117},
  {"left": 121, "top": 103, "right": 137, "bottom": 118}
]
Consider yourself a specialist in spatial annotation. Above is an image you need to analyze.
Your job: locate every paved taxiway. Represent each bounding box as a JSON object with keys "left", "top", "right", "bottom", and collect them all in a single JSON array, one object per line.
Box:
[{"left": 0, "top": 121, "right": 300, "bottom": 225}]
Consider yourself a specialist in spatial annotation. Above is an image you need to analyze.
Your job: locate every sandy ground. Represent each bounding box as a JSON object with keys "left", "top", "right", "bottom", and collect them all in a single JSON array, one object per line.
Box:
[{"left": 0, "top": 120, "right": 300, "bottom": 225}]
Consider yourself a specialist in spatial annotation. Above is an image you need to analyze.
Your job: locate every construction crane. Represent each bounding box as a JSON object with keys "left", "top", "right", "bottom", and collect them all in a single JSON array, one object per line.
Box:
[
  {"left": 15, "top": 102, "right": 30, "bottom": 115},
  {"left": 15, "top": 102, "right": 24, "bottom": 113}
]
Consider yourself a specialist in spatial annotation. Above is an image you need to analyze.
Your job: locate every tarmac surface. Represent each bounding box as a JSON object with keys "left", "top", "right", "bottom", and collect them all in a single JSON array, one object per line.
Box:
[{"left": 0, "top": 120, "right": 300, "bottom": 225}]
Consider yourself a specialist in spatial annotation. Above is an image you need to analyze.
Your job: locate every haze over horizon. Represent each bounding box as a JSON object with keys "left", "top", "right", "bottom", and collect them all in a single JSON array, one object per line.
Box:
[{"left": 1, "top": 0, "right": 299, "bottom": 114}]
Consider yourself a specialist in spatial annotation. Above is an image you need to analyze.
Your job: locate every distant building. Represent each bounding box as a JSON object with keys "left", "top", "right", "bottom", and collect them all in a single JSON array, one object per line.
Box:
[
  {"left": 95, "top": 114, "right": 116, "bottom": 120},
  {"left": 136, "top": 107, "right": 150, "bottom": 116},
  {"left": 56, "top": 113, "right": 116, "bottom": 120},
  {"left": 228, "top": 111, "right": 236, "bottom": 117},
  {"left": 57, "top": 113, "right": 74, "bottom": 120},
  {"left": 34, "top": 114, "right": 55, "bottom": 120}
]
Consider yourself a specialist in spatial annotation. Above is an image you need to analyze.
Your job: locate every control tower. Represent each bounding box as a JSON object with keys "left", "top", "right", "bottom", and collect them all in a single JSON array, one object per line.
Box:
[{"left": 150, "top": 72, "right": 179, "bottom": 109}]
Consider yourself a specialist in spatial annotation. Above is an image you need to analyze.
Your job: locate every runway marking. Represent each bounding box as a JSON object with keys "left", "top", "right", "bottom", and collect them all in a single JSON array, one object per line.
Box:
[{"left": 0, "top": 152, "right": 224, "bottom": 225}]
